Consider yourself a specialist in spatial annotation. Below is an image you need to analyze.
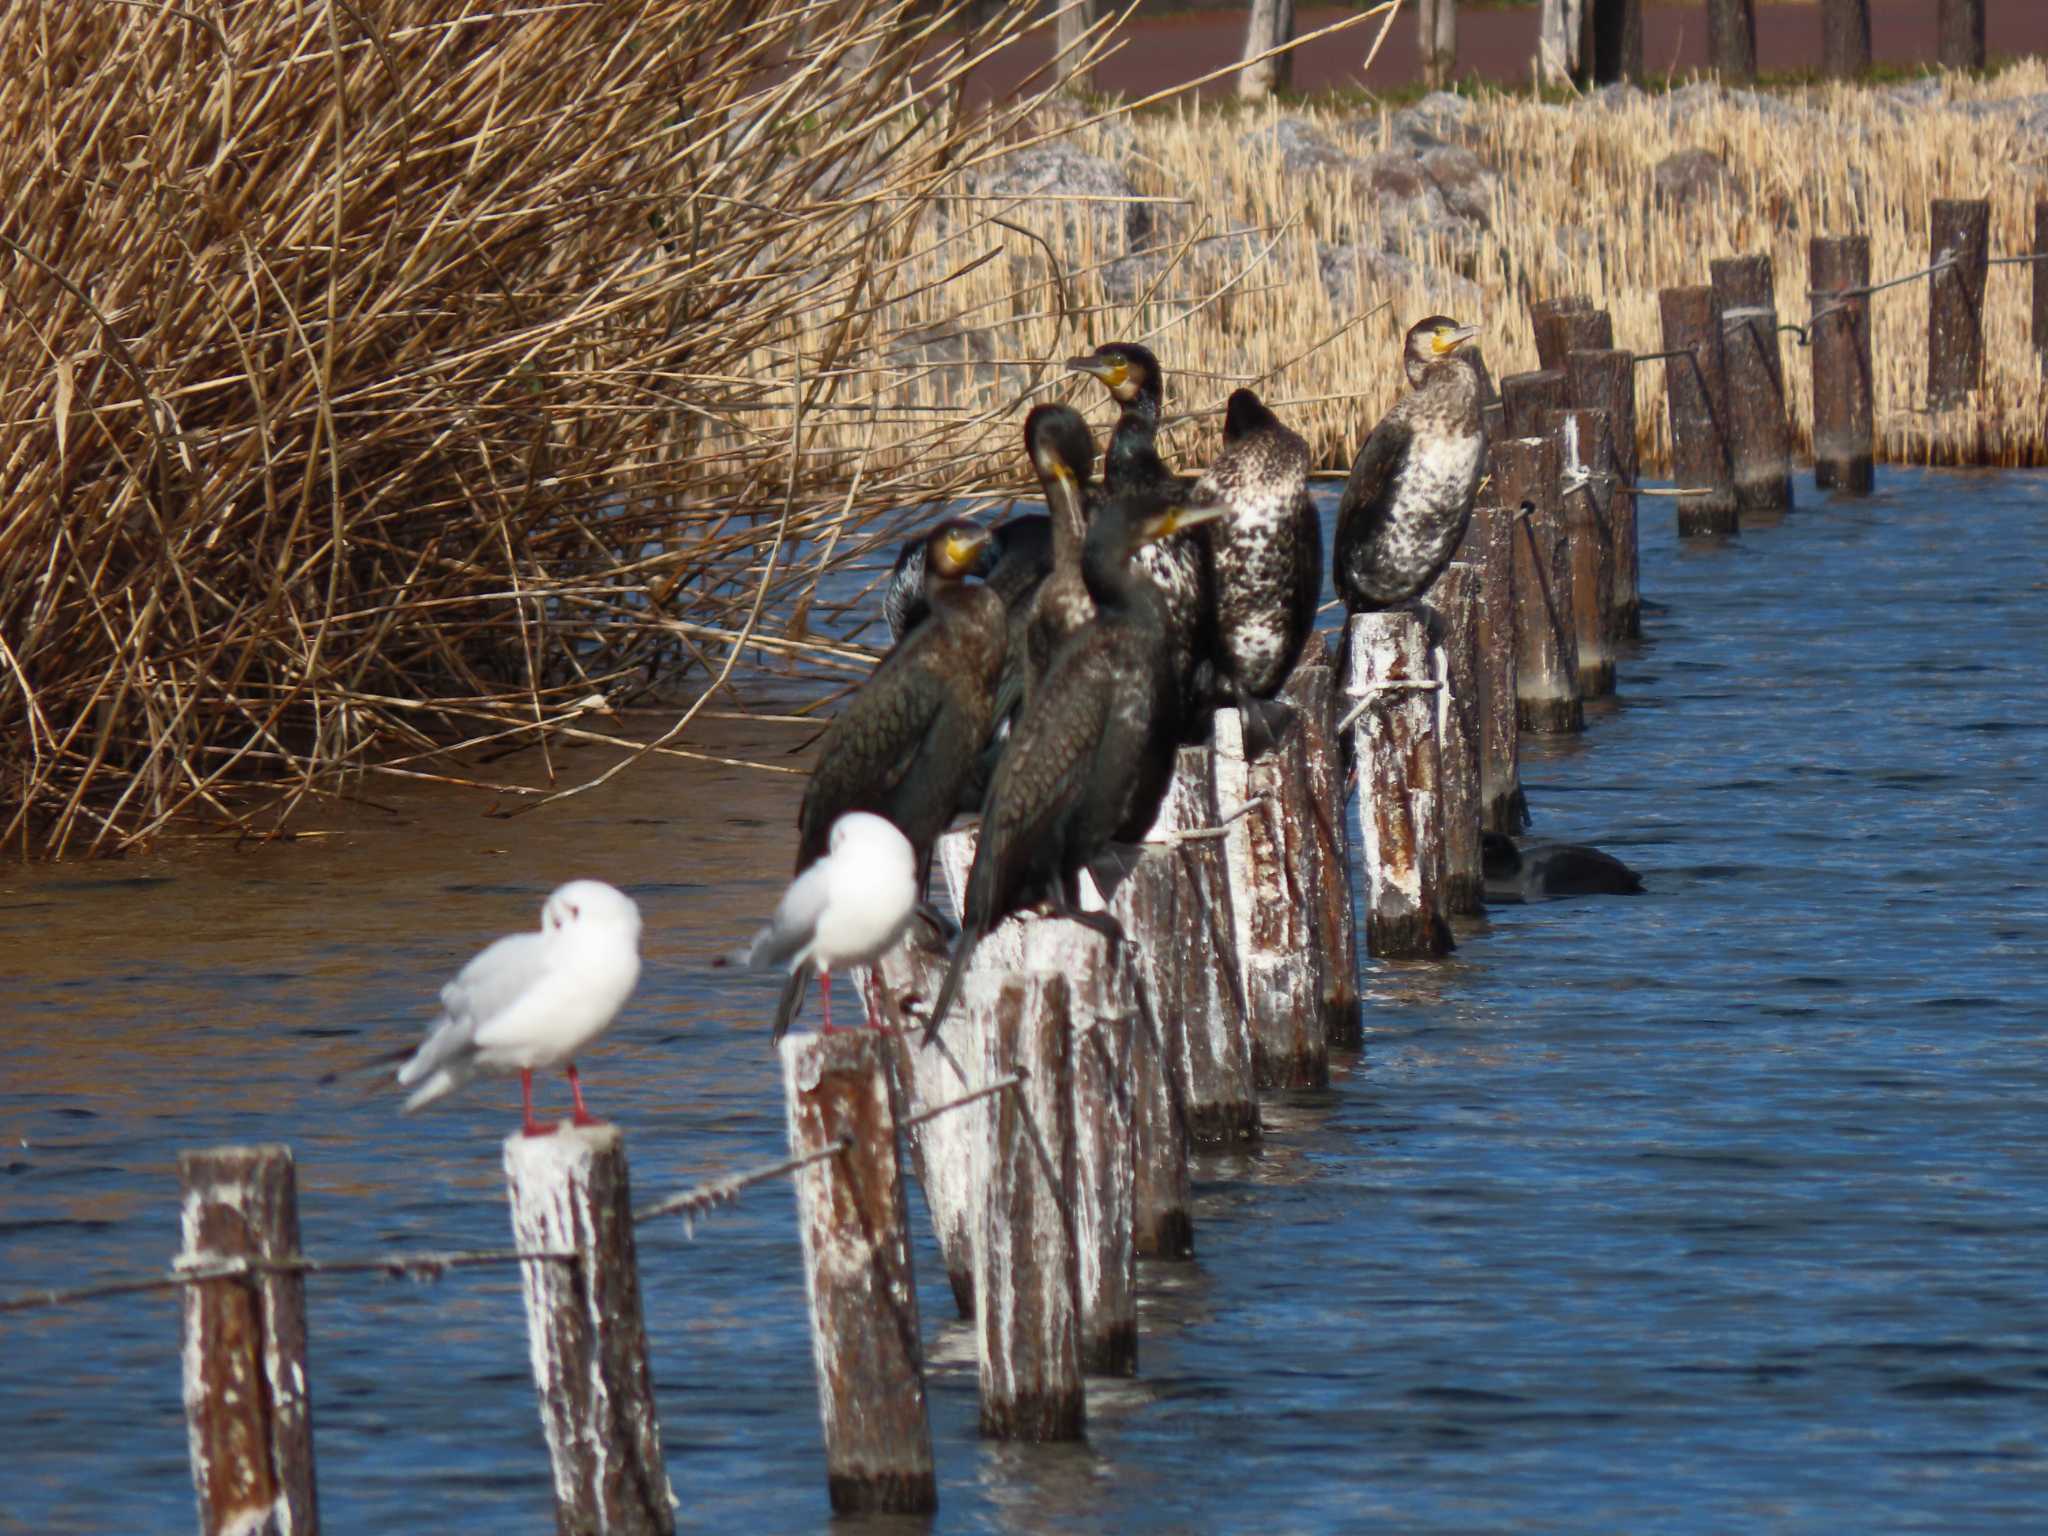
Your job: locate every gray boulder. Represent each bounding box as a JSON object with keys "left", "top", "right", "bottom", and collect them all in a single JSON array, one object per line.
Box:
[
  {"left": 1240, "top": 117, "right": 1356, "bottom": 176},
  {"left": 966, "top": 146, "right": 1160, "bottom": 252},
  {"left": 1653, "top": 147, "right": 1735, "bottom": 211}
]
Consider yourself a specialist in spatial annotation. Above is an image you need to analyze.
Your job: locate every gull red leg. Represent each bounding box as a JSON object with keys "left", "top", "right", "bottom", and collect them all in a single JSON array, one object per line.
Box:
[
  {"left": 566, "top": 1062, "right": 602, "bottom": 1129},
  {"left": 820, "top": 968, "right": 836, "bottom": 1034},
  {"left": 518, "top": 1067, "right": 550, "bottom": 1138}
]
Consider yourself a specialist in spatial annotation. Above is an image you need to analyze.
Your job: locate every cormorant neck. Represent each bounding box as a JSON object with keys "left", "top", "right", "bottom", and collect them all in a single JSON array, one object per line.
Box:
[
  {"left": 1044, "top": 475, "right": 1089, "bottom": 574},
  {"left": 1103, "top": 390, "right": 1162, "bottom": 488}
]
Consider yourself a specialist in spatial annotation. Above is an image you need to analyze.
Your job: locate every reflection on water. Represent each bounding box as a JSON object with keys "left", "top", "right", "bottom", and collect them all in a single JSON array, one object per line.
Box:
[{"left": 4, "top": 469, "right": 2048, "bottom": 1533}]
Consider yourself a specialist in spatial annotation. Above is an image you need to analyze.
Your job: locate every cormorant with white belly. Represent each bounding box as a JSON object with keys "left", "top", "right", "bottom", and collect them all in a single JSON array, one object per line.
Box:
[
  {"left": 1335, "top": 316, "right": 1487, "bottom": 614},
  {"left": 919, "top": 490, "right": 1224, "bottom": 1048},
  {"left": 1191, "top": 387, "right": 1323, "bottom": 757},
  {"left": 796, "top": 519, "right": 1006, "bottom": 873}
]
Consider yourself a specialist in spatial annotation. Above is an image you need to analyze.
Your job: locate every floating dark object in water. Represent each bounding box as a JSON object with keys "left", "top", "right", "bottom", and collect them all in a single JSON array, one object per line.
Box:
[{"left": 1482, "top": 832, "right": 1645, "bottom": 902}]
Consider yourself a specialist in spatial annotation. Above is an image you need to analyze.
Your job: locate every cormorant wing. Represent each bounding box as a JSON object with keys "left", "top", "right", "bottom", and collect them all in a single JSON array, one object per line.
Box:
[
  {"left": 797, "top": 642, "right": 949, "bottom": 862},
  {"left": 1336, "top": 414, "right": 1414, "bottom": 525}
]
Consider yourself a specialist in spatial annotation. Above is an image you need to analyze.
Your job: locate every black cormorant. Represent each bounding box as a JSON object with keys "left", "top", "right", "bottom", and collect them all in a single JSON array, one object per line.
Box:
[
  {"left": 883, "top": 514, "right": 1051, "bottom": 645},
  {"left": 1020, "top": 403, "right": 1099, "bottom": 695},
  {"left": 1191, "top": 387, "right": 1323, "bottom": 757},
  {"left": 1335, "top": 316, "right": 1487, "bottom": 614},
  {"left": 796, "top": 519, "right": 1007, "bottom": 873},
  {"left": 1482, "top": 832, "right": 1645, "bottom": 902},
  {"left": 920, "top": 489, "right": 1223, "bottom": 1048}
]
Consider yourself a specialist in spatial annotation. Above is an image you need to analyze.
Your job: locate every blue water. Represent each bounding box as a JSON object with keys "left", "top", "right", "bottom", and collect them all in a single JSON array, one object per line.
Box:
[{"left": 4, "top": 468, "right": 2047, "bottom": 1532}]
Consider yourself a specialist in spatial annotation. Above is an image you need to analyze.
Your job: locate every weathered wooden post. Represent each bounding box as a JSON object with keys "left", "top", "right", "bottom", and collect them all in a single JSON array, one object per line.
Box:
[
  {"left": 976, "top": 968, "right": 1084, "bottom": 1440},
  {"left": 1284, "top": 639, "right": 1360, "bottom": 1046},
  {"left": 1550, "top": 311, "right": 1616, "bottom": 381},
  {"left": 1460, "top": 499, "right": 1526, "bottom": 834},
  {"left": 1657, "top": 284, "right": 1739, "bottom": 535},
  {"left": 1529, "top": 294, "right": 1592, "bottom": 371},
  {"left": 1566, "top": 347, "right": 1640, "bottom": 636},
  {"left": 178, "top": 1145, "right": 318, "bottom": 1536},
  {"left": 1427, "top": 562, "right": 1485, "bottom": 915},
  {"left": 1496, "top": 435, "right": 1582, "bottom": 734},
  {"left": 1342, "top": 611, "right": 1453, "bottom": 958},
  {"left": 780, "top": 1033, "right": 936, "bottom": 1515},
  {"left": 504, "top": 1127, "right": 674, "bottom": 1536},
  {"left": 1927, "top": 198, "right": 1991, "bottom": 410},
  {"left": 1550, "top": 407, "right": 1617, "bottom": 699},
  {"left": 1501, "top": 369, "right": 1569, "bottom": 439},
  {"left": 1157, "top": 746, "right": 1260, "bottom": 1144},
  {"left": 1214, "top": 708, "right": 1328, "bottom": 1090},
  {"left": 1707, "top": 0, "right": 1757, "bottom": 82},
  {"left": 2035, "top": 202, "right": 2048, "bottom": 370},
  {"left": 1711, "top": 254, "right": 1794, "bottom": 519},
  {"left": 1822, "top": 0, "right": 1871, "bottom": 77},
  {"left": 1938, "top": 0, "right": 1985, "bottom": 71},
  {"left": 1810, "top": 234, "right": 1875, "bottom": 494}
]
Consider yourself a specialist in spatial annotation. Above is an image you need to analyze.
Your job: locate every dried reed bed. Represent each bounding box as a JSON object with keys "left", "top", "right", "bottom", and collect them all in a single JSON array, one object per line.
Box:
[
  {"left": 790, "top": 61, "right": 2048, "bottom": 491},
  {"left": 0, "top": 0, "right": 1122, "bottom": 856}
]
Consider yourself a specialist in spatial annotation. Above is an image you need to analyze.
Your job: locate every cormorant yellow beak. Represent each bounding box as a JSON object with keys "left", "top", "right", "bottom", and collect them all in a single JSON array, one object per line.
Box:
[
  {"left": 1137, "top": 504, "right": 1225, "bottom": 544},
  {"left": 1067, "top": 353, "right": 1130, "bottom": 390},
  {"left": 941, "top": 528, "right": 990, "bottom": 574},
  {"left": 1430, "top": 323, "right": 1481, "bottom": 356},
  {"left": 1033, "top": 447, "right": 1077, "bottom": 485}
]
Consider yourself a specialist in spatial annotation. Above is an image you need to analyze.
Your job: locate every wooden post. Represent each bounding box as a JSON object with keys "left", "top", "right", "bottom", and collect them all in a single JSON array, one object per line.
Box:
[
  {"left": 1550, "top": 408, "right": 1617, "bottom": 699},
  {"left": 178, "top": 1145, "right": 318, "bottom": 1536},
  {"left": 1055, "top": 0, "right": 1098, "bottom": 94},
  {"left": 1418, "top": 0, "right": 1456, "bottom": 89},
  {"left": 1025, "top": 919, "right": 1137, "bottom": 1375},
  {"left": 1927, "top": 198, "right": 1991, "bottom": 410},
  {"left": 1810, "top": 235, "right": 1875, "bottom": 494},
  {"left": 1529, "top": 295, "right": 1592, "bottom": 371},
  {"left": 1427, "top": 563, "right": 1485, "bottom": 915},
  {"left": 780, "top": 1033, "right": 936, "bottom": 1516},
  {"left": 1342, "top": 611, "right": 1453, "bottom": 959},
  {"left": 504, "top": 1127, "right": 673, "bottom": 1536},
  {"left": 1657, "top": 285, "right": 1738, "bottom": 535},
  {"left": 1157, "top": 746, "right": 1260, "bottom": 1144},
  {"left": 975, "top": 967, "right": 1084, "bottom": 1440},
  {"left": 1821, "top": 0, "right": 1870, "bottom": 77},
  {"left": 1214, "top": 707, "right": 1328, "bottom": 1090},
  {"left": 1238, "top": 0, "right": 1295, "bottom": 97},
  {"left": 1463, "top": 500, "right": 1526, "bottom": 834},
  {"left": 1591, "top": 0, "right": 1642, "bottom": 82},
  {"left": 1495, "top": 435, "right": 1582, "bottom": 735},
  {"left": 1706, "top": 0, "right": 1756, "bottom": 82},
  {"left": 1284, "top": 638, "right": 1360, "bottom": 1047},
  {"left": 2035, "top": 202, "right": 2048, "bottom": 370},
  {"left": 1500, "top": 369, "right": 1569, "bottom": 439},
  {"left": 1549, "top": 312, "right": 1616, "bottom": 382},
  {"left": 1565, "top": 348, "right": 1640, "bottom": 636},
  {"left": 1937, "top": 0, "right": 1985, "bottom": 71},
  {"left": 1711, "top": 254, "right": 1794, "bottom": 519}
]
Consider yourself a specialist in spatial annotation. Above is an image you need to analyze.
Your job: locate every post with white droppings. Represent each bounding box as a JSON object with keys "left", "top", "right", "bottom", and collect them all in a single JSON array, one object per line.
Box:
[
  {"left": 1343, "top": 611, "right": 1454, "bottom": 959},
  {"left": 1158, "top": 746, "right": 1260, "bottom": 1145},
  {"left": 780, "top": 1033, "right": 937, "bottom": 1515},
  {"left": 1213, "top": 708, "right": 1328, "bottom": 1090},
  {"left": 1285, "top": 636, "right": 1361, "bottom": 1047},
  {"left": 1549, "top": 407, "right": 1617, "bottom": 699},
  {"left": 178, "top": 1144, "right": 318, "bottom": 1536},
  {"left": 1031, "top": 919, "right": 1137, "bottom": 1374},
  {"left": 503, "top": 1126, "right": 674, "bottom": 1536},
  {"left": 976, "top": 967, "right": 1085, "bottom": 1439},
  {"left": 1426, "top": 563, "right": 1486, "bottom": 915},
  {"left": 1497, "top": 435, "right": 1583, "bottom": 735}
]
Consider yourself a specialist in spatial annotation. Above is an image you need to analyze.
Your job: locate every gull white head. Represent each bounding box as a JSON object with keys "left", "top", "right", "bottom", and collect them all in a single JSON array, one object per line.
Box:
[{"left": 541, "top": 878, "right": 642, "bottom": 939}]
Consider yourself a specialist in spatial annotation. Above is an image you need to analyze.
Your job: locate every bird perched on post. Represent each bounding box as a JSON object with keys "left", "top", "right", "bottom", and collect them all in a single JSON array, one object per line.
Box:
[
  {"left": 1189, "top": 387, "right": 1322, "bottom": 757},
  {"left": 396, "top": 880, "right": 642, "bottom": 1137},
  {"left": 920, "top": 490, "right": 1224, "bottom": 1049},
  {"left": 1067, "top": 342, "right": 1213, "bottom": 722},
  {"left": 796, "top": 518, "right": 1007, "bottom": 874},
  {"left": 741, "top": 812, "right": 921, "bottom": 1042},
  {"left": 1335, "top": 316, "right": 1487, "bottom": 615}
]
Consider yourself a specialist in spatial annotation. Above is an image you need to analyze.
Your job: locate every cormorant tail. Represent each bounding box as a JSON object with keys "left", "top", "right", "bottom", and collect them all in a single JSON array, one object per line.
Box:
[
  {"left": 771, "top": 968, "right": 812, "bottom": 1045},
  {"left": 919, "top": 921, "right": 981, "bottom": 1050}
]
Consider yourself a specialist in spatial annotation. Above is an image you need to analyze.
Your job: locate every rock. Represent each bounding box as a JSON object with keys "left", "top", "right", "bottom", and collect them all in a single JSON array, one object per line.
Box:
[
  {"left": 1391, "top": 91, "right": 1474, "bottom": 149},
  {"left": 1356, "top": 150, "right": 1488, "bottom": 262},
  {"left": 1584, "top": 82, "right": 1644, "bottom": 111},
  {"left": 1240, "top": 117, "right": 1355, "bottom": 176},
  {"left": 966, "top": 146, "right": 1159, "bottom": 253},
  {"left": 1653, "top": 147, "right": 1734, "bottom": 211},
  {"left": 1317, "top": 242, "right": 1481, "bottom": 313},
  {"left": 1418, "top": 145, "right": 1494, "bottom": 228}
]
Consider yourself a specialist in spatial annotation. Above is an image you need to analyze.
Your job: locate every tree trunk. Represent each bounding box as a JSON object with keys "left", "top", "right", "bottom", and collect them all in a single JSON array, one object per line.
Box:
[
  {"left": 1418, "top": 0, "right": 1456, "bottom": 90},
  {"left": 1238, "top": 0, "right": 1295, "bottom": 99},
  {"left": 1821, "top": 0, "right": 1871, "bottom": 78},
  {"left": 1056, "top": 0, "right": 1098, "bottom": 95},
  {"left": 1937, "top": 0, "right": 1985, "bottom": 71},
  {"left": 1591, "top": 0, "right": 1642, "bottom": 84},
  {"left": 1705, "top": 0, "right": 1756, "bottom": 83},
  {"left": 1537, "top": 0, "right": 1585, "bottom": 87}
]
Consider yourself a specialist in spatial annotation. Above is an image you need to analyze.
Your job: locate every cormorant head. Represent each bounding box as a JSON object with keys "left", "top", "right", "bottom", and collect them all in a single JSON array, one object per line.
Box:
[
  {"left": 1023, "top": 404, "right": 1096, "bottom": 489},
  {"left": 1066, "top": 342, "right": 1162, "bottom": 409},
  {"left": 924, "top": 517, "right": 997, "bottom": 582},
  {"left": 1221, "top": 387, "right": 1280, "bottom": 443},
  {"left": 1087, "top": 491, "right": 1223, "bottom": 564},
  {"left": 1403, "top": 315, "right": 1481, "bottom": 386}
]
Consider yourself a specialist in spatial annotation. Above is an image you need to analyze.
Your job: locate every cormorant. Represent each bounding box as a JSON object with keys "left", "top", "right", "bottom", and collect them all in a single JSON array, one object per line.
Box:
[
  {"left": 396, "top": 881, "right": 642, "bottom": 1137},
  {"left": 746, "top": 812, "right": 920, "bottom": 1042},
  {"left": 1020, "top": 403, "right": 1099, "bottom": 695},
  {"left": 796, "top": 519, "right": 1007, "bottom": 872},
  {"left": 920, "top": 489, "right": 1223, "bottom": 1048},
  {"left": 1335, "top": 316, "right": 1487, "bottom": 614},
  {"left": 1191, "top": 387, "right": 1323, "bottom": 757},
  {"left": 1067, "top": 343, "right": 1212, "bottom": 719},
  {"left": 1482, "top": 832, "right": 1645, "bottom": 903},
  {"left": 884, "top": 513, "right": 1052, "bottom": 645}
]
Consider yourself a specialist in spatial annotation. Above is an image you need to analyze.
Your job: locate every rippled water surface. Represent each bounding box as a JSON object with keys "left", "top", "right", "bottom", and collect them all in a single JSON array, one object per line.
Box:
[{"left": 5, "top": 468, "right": 2047, "bottom": 1534}]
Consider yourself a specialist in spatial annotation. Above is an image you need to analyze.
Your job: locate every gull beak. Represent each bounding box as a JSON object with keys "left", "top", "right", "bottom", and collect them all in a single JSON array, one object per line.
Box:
[{"left": 1433, "top": 323, "right": 1481, "bottom": 356}]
